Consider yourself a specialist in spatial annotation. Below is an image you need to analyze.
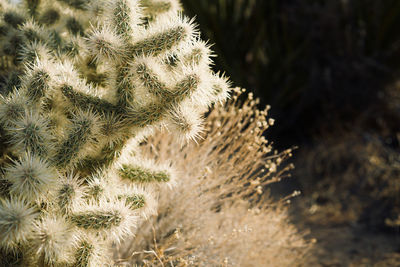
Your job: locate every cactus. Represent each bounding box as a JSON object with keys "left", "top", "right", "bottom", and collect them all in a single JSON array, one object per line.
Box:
[{"left": 0, "top": 0, "right": 230, "bottom": 266}]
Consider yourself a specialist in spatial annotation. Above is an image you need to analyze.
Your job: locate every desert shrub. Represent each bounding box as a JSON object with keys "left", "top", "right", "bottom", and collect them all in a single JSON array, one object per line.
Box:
[{"left": 116, "top": 88, "right": 311, "bottom": 266}]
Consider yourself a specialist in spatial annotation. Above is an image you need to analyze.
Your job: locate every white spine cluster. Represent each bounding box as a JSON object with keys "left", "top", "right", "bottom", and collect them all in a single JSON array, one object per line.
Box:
[{"left": 0, "top": 0, "right": 230, "bottom": 266}]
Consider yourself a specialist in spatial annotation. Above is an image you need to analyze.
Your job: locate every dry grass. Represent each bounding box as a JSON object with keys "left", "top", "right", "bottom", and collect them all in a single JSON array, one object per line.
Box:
[{"left": 114, "top": 88, "right": 311, "bottom": 266}]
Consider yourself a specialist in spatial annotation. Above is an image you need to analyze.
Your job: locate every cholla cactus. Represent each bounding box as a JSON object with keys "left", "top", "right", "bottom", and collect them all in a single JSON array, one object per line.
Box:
[{"left": 0, "top": 0, "right": 230, "bottom": 266}]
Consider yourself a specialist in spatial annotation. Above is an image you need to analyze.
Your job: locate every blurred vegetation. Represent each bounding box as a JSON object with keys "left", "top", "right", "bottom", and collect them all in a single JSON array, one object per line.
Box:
[
  {"left": 295, "top": 80, "right": 400, "bottom": 231},
  {"left": 181, "top": 0, "right": 400, "bottom": 146}
]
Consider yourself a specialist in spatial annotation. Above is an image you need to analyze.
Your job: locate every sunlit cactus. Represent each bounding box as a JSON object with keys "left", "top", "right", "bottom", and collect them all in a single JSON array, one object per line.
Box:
[{"left": 0, "top": 0, "right": 230, "bottom": 265}]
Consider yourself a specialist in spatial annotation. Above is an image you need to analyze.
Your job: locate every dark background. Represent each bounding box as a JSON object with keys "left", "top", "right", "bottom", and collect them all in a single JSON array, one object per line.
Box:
[{"left": 182, "top": 0, "right": 400, "bottom": 147}]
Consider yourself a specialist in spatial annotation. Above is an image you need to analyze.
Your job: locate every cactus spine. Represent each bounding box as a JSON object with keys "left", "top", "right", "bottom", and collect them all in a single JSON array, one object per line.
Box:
[{"left": 0, "top": 0, "right": 230, "bottom": 266}]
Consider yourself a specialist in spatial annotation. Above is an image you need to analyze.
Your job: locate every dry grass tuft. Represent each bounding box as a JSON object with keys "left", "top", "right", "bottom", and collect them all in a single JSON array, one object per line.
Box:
[{"left": 115, "top": 88, "right": 311, "bottom": 266}]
